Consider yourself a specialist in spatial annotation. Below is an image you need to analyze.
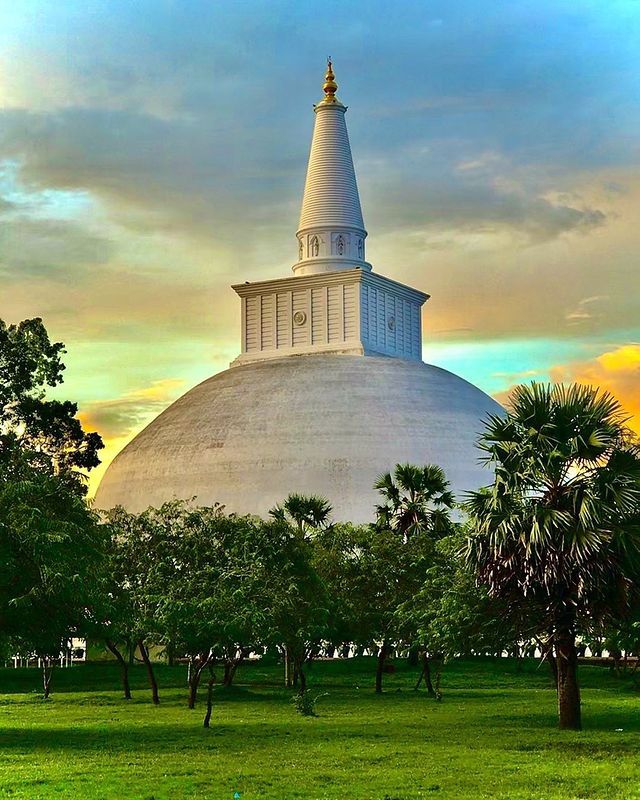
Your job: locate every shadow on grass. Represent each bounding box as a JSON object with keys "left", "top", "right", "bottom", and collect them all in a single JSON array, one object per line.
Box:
[
  {"left": 493, "top": 706, "right": 640, "bottom": 734},
  {"left": 2, "top": 715, "right": 638, "bottom": 762}
]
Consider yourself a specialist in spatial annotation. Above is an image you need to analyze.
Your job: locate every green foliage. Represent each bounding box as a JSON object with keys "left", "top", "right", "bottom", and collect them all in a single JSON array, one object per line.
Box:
[
  {"left": 0, "top": 319, "right": 108, "bottom": 692},
  {"left": 375, "top": 463, "right": 454, "bottom": 540},
  {"left": 105, "top": 502, "right": 331, "bottom": 694},
  {"left": 466, "top": 383, "right": 640, "bottom": 638},
  {"left": 396, "top": 528, "right": 514, "bottom": 661},
  {"left": 0, "top": 317, "right": 103, "bottom": 492},
  {"left": 314, "top": 520, "right": 443, "bottom": 694},
  {"left": 291, "top": 688, "right": 327, "bottom": 716},
  {"left": 269, "top": 493, "right": 333, "bottom": 537},
  {"left": 0, "top": 468, "right": 107, "bottom": 667},
  {"left": 465, "top": 382, "right": 640, "bottom": 728}
]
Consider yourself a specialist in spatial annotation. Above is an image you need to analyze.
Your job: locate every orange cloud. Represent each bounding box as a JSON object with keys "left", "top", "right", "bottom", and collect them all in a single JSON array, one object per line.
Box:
[
  {"left": 548, "top": 345, "right": 640, "bottom": 435},
  {"left": 78, "top": 378, "right": 186, "bottom": 496}
]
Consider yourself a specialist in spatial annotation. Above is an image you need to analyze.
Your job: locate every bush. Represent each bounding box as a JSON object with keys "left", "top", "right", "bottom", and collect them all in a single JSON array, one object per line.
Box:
[{"left": 291, "top": 690, "right": 327, "bottom": 716}]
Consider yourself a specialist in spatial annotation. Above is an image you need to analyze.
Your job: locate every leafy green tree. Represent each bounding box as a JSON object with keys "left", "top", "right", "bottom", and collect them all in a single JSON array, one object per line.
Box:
[
  {"left": 104, "top": 504, "right": 179, "bottom": 705},
  {"left": 157, "top": 507, "right": 267, "bottom": 705},
  {"left": 0, "top": 465, "right": 107, "bottom": 697},
  {"left": 312, "top": 524, "right": 374, "bottom": 658},
  {"left": 396, "top": 528, "right": 516, "bottom": 695},
  {"left": 258, "top": 519, "right": 329, "bottom": 691},
  {"left": 269, "top": 493, "right": 333, "bottom": 538},
  {"left": 375, "top": 463, "right": 454, "bottom": 541},
  {"left": 84, "top": 527, "right": 139, "bottom": 700},
  {"left": 0, "top": 318, "right": 103, "bottom": 492},
  {"left": 465, "top": 383, "right": 640, "bottom": 730},
  {"left": 316, "top": 522, "right": 437, "bottom": 693},
  {"left": 106, "top": 502, "right": 278, "bottom": 708}
]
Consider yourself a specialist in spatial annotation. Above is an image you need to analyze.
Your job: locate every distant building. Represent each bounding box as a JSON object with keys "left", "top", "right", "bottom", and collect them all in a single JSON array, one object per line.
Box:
[{"left": 95, "top": 63, "right": 502, "bottom": 522}]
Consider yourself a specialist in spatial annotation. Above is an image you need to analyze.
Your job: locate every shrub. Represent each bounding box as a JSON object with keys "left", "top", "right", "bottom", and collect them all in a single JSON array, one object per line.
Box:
[{"left": 291, "top": 690, "right": 328, "bottom": 716}]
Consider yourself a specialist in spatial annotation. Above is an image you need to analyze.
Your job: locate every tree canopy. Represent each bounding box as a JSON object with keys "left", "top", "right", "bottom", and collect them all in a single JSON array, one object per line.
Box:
[
  {"left": 0, "top": 318, "right": 103, "bottom": 492},
  {"left": 465, "top": 382, "right": 640, "bottom": 729}
]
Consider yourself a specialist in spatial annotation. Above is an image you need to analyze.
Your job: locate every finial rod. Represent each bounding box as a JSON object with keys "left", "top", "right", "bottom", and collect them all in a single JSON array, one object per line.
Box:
[{"left": 321, "top": 58, "right": 338, "bottom": 103}]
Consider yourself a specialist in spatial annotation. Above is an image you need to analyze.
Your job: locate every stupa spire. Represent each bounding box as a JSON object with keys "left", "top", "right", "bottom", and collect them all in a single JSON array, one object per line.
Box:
[{"left": 293, "top": 60, "right": 370, "bottom": 275}]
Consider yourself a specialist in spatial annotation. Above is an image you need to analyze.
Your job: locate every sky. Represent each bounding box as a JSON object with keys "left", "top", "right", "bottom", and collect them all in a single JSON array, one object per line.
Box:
[{"left": 1, "top": 0, "right": 639, "bottom": 494}]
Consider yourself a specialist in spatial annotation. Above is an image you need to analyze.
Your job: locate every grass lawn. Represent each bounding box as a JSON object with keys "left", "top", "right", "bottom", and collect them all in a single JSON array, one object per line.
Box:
[{"left": 0, "top": 657, "right": 638, "bottom": 799}]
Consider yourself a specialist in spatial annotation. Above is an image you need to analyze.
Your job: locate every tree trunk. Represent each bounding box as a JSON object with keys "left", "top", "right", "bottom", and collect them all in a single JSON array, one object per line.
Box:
[
  {"left": 222, "top": 650, "right": 245, "bottom": 688},
  {"left": 556, "top": 630, "right": 581, "bottom": 730},
  {"left": 42, "top": 658, "right": 54, "bottom": 699},
  {"left": 610, "top": 649, "right": 622, "bottom": 676},
  {"left": 138, "top": 639, "right": 159, "bottom": 705},
  {"left": 188, "top": 669, "right": 202, "bottom": 709},
  {"left": 424, "top": 658, "right": 435, "bottom": 696},
  {"left": 414, "top": 652, "right": 435, "bottom": 696},
  {"left": 188, "top": 653, "right": 213, "bottom": 708},
  {"left": 105, "top": 639, "right": 132, "bottom": 699},
  {"left": 203, "top": 670, "right": 216, "bottom": 728},
  {"left": 284, "top": 646, "right": 292, "bottom": 688},
  {"left": 538, "top": 638, "right": 558, "bottom": 684},
  {"left": 296, "top": 658, "right": 307, "bottom": 693},
  {"left": 375, "top": 640, "right": 390, "bottom": 694}
]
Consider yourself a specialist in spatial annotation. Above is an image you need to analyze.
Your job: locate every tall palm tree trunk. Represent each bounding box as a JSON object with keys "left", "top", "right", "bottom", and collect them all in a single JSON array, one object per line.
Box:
[{"left": 556, "top": 629, "right": 581, "bottom": 730}]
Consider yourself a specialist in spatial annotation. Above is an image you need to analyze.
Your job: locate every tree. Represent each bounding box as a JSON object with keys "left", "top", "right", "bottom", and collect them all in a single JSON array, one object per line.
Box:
[
  {"left": 268, "top": 494, "right": 333, "bottom": 686},
  {"left": 465, "top": 383, "right": 640, "bottom": 730},
  {"left": 0, "top": 319, "right": 106, "bottom": 695},
  {"left": 396, "top": 528, "right": 516, "bottom": 695},
  {"left": 85, "top": 527, "right": 140, "bottom": 700},
  {"left": 157, "top": 506, "right": 267, "bottom": 705},
  {"left": 0, "top": 463, "right": 107, "bottom": 697},
  {"left": 105, "top": 504, "right": 181, "bottom": 705},
  {"left": 106, "top": 502, "right": 274, "bottom": 708},
  {"left": 257, "top": 519, "right": 329, "bottom": 692},
  {"left": 315, "top": 522, "right": 438, "bottom": 693},
  {"left": 0, "top": 318, "right": 103, "bottom": 493},
  {"left": 363, "top": 464, "right": 456, "bottom": 691},
  {"left": 312, "top": 524, "right": 375, "bottom": 659},
  {"left": 375, "top": 464, "right": 454, "bottom": 541},
  {"left": 269, "top": 493, "right": 332, "bottom": 538}
]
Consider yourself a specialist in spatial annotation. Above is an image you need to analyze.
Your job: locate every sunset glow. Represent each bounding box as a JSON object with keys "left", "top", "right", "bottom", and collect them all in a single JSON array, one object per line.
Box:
[{"left": 1, "top": 1, "right": 639, "bottom": 495}]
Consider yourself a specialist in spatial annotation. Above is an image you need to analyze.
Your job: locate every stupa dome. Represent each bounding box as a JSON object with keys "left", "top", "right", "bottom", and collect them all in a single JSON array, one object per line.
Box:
[
  {"left": 95, "top": 355, "right": 501, "bottom": 522},
  {"left": 95, "top": 62, "right": 503, "bottom": 520}
]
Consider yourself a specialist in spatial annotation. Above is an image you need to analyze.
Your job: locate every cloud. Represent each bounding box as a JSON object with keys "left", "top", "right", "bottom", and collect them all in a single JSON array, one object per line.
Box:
[
  {"left": 0, "top": 0, "right": 639, "bottom": 496},
  {"left": 493, "top": 345, "right": 640, "bottom": 436},
  {"left": 77, "top": 377, "right": 190, "bottom": 498},
  {"left": 363, "top": 147, "right": 608, "bottom": 246},
  {"left": 565, "top": 295, "right": 610, "bottom": 326},
  {"left": 0, "top": 217, "right": 113, "bottom": 278},
  {"left": 549, "top": 345, "right": 640, "bottom": 435},
  {"left": 78, "top": 378, "right": 186, "bottom": 440}
]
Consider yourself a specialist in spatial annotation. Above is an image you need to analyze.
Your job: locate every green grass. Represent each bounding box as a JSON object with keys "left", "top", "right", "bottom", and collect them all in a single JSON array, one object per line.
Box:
[{"left": 0, "top": 657, "right": 639, "bottom": 799}]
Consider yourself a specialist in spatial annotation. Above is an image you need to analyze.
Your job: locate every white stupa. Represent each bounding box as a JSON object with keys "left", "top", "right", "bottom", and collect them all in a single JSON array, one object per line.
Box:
[{"left": 95, "top": 62, "right": 502, "bottom": 522}]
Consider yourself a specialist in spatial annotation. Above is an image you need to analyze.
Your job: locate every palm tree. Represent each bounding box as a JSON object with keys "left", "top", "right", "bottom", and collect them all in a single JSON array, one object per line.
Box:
[
  {"left": 375, "top": 463, "right": 455, "bottom": 540},
  {"left": 465, "top": 383, "right": 640, "bottom": 730},
  {"left": 269, "top": 493, "right": 332, "bottom": 538}
]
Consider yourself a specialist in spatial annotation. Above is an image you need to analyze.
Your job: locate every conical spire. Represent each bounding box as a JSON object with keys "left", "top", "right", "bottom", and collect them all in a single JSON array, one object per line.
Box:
[{"left": 293, "top": 60, "right": 370, "bottom": 275}]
